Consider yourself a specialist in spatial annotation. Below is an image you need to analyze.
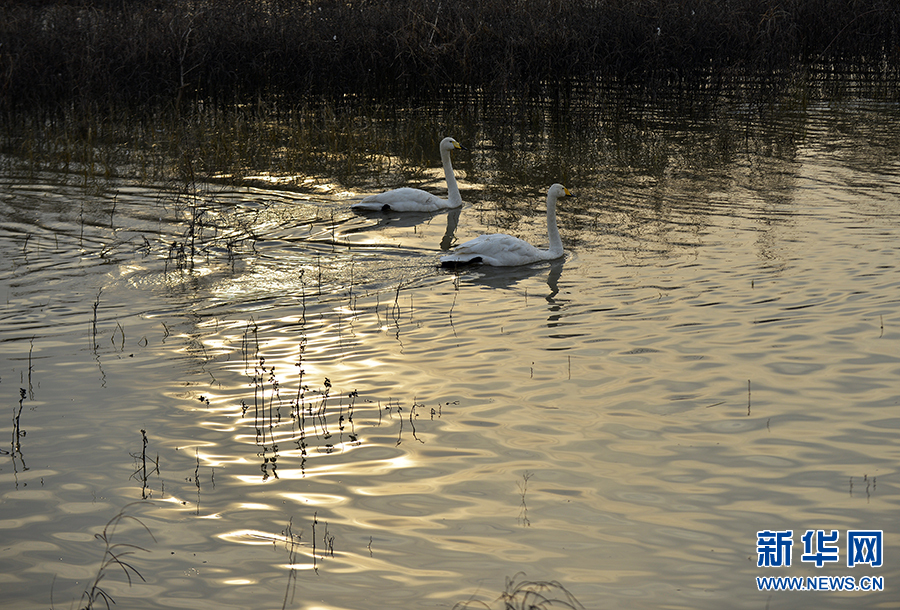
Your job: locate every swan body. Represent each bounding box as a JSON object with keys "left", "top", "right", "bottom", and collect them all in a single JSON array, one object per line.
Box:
[
  {"left": 441, "top": 184, "right": 571, "bottom": 267},
  {"left": 352, "top": 137, "right": 465, "bottom": 212}
]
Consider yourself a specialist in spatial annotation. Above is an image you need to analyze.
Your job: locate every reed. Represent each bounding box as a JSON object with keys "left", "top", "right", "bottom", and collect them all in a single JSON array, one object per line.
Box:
[
  {"left": 311, "top": 511, "right": 319, "bottom": 574},
  {"left": 91, "top": 289, "right": 102, "bottom": 350},
  {"left": 517, "top": 471, "right": 533, "bottom": 527},
  {"left": 409, "top": 399, "right": 424, "bottom": 444},
  {"left": 452, "top": 572, "right": 585, "bottom": 610},
  {"left": 27, "top": 337, "right": 35, "bottom": 398},
  {"left": 69, "top": 503, "right": 156, "bottom": 610},
  {"left": 12, "top": 388, "right": 27, "bottom": 474},
  {"left": 4, "top": 61, "right": 893, "bottom": 199},
  {"left": 748, "top": 379, "right": 752, "bottom": 416},
  {"left": 498, "top": 574, "right": 585, "bottom": 610},
  {"left": 280, "top": 517, "right": 302, "bottom": 610},
  {"left": 2, "top": 0, "right": 899, "bottom": 115},
  {"left": 129, "top": 429, "right": 160, "bottom": 500}
]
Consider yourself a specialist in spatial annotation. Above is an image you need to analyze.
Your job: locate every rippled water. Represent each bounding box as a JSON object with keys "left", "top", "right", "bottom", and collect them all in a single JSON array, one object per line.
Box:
[{"left": 2, "top": 98, "right": 899, "bottom": 610}]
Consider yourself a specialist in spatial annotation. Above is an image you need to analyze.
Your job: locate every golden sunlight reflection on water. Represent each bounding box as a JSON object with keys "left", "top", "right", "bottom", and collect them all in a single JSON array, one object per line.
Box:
[{"left": 2, "top": 101, "right": 900, "bottom": 610}]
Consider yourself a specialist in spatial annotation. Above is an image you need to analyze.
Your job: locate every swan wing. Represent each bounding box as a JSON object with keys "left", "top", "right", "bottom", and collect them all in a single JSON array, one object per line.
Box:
[{"left": 352, "top": 187, "right": 455, "bottom": 212}]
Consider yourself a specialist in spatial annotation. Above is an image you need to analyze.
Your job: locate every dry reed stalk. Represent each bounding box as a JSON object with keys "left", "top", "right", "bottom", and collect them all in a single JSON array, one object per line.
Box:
[{"left": 2, "top": 0, "right": 898, "bottom": 115}]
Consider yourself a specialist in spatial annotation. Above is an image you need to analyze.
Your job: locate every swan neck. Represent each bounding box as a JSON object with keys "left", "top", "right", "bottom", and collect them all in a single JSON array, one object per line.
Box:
[
  {"left": 441, "top": 148, "right": 462, "bottom": 205},
  {"left": 545, "top": 194, "right": 563, "bottom": 258}
]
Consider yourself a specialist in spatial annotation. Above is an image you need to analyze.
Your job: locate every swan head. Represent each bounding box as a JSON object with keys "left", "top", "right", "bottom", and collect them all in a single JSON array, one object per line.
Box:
[
  {"left": 548, "top": 183, "right": 572, "bottom": 202},
  {"left": 440, "top": 137, "right": 466, "bottom": 152}
]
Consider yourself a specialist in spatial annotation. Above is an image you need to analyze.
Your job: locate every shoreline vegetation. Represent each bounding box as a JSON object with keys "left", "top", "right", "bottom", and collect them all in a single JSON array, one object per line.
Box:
[
  {"left": 2, "top": 1, "right": 899, "bottom": 185},
  {"left": 2, "top": 0, "right": 898, "bottom": 112}
]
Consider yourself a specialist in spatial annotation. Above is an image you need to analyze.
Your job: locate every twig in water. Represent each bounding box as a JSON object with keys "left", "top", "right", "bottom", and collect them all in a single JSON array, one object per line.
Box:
[
  {"left": 311, "top": 512, "right": 318, "bottom": 574},
  {"left": 92, "top": 289, "right": 102, "bottom": 350},
  {"left": 129, "top": 429, "right": 160, "bottom": 500},
  {"left": 392, "top": 280, "right": 405, "bottom": 325},
  {"left": 281, "top": 517, "right": 302, "bottom": 610},
  {"left": 499, "top": 572, "right": 586, "bottom": 610},
  {"left": 27, "top": 336, "right": 35, "bottom": 399},
  {"left": 409, "top": 400, "right": 424, "bottom": 443},
  {"left": 747, "top": 379, "right": 751, "bottom": 416},
  {"left": 111, "top": 321, "right": 125, "bottom": 351},
  {"left": 76, "top": 503, "right": 156, "bottom": 610},
  {"left": 298, "top": 269, "right": 308, "bottom": 326},
  {"left": 12, "top": 389, "right": 27, "bottom": 469},
  {"left": 322, "top": 521, "right": 335, "bottom": 558},
  {"left": 193, "top": 448, "right": 202, "bottom": 513},
  {"left": 517, "top": 472, "right": 533, "bottom": 527},
  {"left": 316, "top": 255, "right": 323, "bottom": 296},
  {"left": 109, "top": 192, "right": 118, "bottom": 228}
]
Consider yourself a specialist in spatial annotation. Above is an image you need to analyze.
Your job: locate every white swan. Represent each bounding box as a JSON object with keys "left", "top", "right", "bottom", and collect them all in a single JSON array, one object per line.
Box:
[
  {"left": 351, "top": 137, "right": 466, "bottom": 212},
  {"left": 440, "top": 183, "right": 572, "bottom": 267}
]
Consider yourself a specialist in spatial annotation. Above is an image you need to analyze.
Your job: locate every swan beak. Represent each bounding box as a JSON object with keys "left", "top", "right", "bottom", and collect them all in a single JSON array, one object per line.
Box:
[
  {"left": 454, "top": 142, "right": 467, "bottom": 150},
  {"left": 563, "top": 187, "right": 573, "bottom": 197}
]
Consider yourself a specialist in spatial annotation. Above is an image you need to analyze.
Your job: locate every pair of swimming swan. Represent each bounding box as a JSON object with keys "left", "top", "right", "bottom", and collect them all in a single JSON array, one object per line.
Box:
[{"left": 351, "top": 137, "right": 572, "bottom": 267}]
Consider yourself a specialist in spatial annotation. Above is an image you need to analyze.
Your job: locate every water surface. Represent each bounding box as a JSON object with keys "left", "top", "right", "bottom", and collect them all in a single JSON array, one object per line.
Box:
[{"left": 1, "top": 97, "right": 899, "bottom": 609}]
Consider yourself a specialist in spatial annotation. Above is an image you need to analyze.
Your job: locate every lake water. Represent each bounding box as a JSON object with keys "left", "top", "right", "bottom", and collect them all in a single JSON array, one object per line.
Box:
[{"left": 1, "top": 93, "right": 899, "bottom": 609}]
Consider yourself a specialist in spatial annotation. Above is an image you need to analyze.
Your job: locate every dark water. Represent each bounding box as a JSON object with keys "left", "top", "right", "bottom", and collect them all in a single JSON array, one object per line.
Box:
[{"left": 1, "top": 95, "right": 899, "bottom": 609}]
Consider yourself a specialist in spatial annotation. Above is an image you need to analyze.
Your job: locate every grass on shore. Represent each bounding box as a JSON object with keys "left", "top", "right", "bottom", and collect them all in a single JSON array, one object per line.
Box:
[{"left": 1, "top": 0, "right": 899, "bottom": 115}]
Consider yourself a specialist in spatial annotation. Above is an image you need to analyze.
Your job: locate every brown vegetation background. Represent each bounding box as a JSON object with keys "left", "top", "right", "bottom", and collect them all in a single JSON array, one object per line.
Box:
[{"left": 1, "top": 0, "right": 899, "bottom": 113}]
